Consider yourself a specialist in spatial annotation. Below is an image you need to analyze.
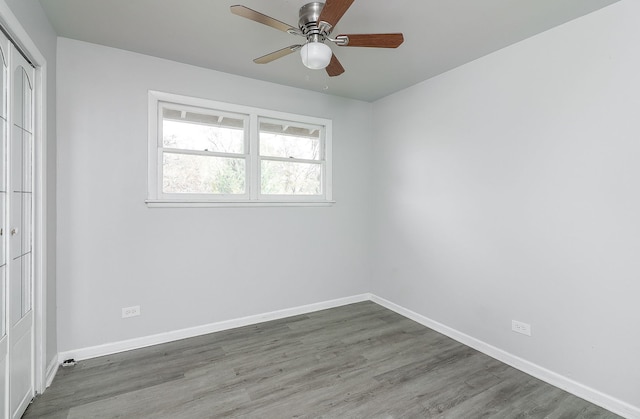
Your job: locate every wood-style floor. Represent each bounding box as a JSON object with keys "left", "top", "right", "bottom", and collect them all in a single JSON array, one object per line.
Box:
[{"left": 24, "top": 302, "right": 620, "bottom": 418}]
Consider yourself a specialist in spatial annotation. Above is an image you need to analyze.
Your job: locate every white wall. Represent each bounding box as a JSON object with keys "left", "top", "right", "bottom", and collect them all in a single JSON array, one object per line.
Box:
[
  {"left": 56, "top": 38, "right": 372, "bottom": 352},
  {"left": 4, "top": 0, "right": 58, "bottom": 372},
  {"left": 372, "top": 0, "right": 639, "bottom": 412}
]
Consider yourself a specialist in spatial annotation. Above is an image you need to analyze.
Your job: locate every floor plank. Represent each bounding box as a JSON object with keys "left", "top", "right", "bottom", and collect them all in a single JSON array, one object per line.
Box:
[{"left": 24, "top": 302, "right": 621, "bottom": 418}]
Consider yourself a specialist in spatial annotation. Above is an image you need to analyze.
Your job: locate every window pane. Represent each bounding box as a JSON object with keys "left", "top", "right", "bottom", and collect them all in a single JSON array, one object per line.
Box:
[
  {"left": 163, "top": 152, "right": 246, "bottom": 194},
  {"left": 162, "top": 108, "right": 244, "bottom": 154},
  {"left": 261, "top": 160, "right": 322, "bottom": 195},
  {"left": 260, "top": 121, "right": 321, "bottom": 160}
]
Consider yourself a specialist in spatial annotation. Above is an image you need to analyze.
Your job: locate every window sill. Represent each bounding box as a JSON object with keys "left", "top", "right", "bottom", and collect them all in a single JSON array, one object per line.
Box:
[{"left": 145, "top": 199, "right": 336, "bottom": 208}]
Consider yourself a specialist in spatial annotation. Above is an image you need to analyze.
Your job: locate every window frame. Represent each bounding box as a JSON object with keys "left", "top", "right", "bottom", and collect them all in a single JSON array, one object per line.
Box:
[{"left": 147, "top": 91, "right": 333, "bottom": 207}]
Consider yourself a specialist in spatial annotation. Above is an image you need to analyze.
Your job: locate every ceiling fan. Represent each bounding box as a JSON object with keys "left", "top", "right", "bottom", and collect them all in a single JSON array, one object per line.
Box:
[{"left": 230, "top": 0, "right": 404, "bottom": 77}]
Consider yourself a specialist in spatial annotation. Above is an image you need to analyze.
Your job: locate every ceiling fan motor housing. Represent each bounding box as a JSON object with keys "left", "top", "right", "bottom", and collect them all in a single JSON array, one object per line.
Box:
[{"left": 299, "top": 2, "right": 332, "bottom": 42}]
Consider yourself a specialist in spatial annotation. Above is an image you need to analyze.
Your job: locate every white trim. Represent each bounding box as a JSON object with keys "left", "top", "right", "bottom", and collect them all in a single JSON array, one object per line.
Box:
[
  {"left": 369, "top": 294, "right": 640, "bottom": 419},
  {"left": 32, "top": 57, "right": 47, "bottom": 397},
  {"left": 248, "top": 113, "right": 258, "bottom": 200},
  {"left": 324, "top": 119, "right": 333, "bottom": 200},
  {"left": 58, "top": 294, "right": 370, "bottom": 363},
  {"left": 44, "top": 355, "right": 57, "bottom": 388},
  {"left": 147, "top": 92, "right": 159, "bottom": 201},
  {"left": 145, "top": 199, "right": 336, "bottom": 208}
]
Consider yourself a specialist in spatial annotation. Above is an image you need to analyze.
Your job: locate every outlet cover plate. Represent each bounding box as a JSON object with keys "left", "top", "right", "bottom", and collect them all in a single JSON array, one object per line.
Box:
[
  {"left": 512, "top": 320, "right": 531, "bottom": 336},
  {"left": 122, "top": 305, "right": 141, "bottom": 318}
]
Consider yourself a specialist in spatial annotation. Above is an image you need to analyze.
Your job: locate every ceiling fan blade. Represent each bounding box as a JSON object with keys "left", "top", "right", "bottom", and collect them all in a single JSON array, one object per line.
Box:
[
  {"left": 254, "top": 45, "right": 302, "bottom": 64},
  {"left": 336, "top": 33, "right": 404, "bottom": 48},
  {"left": 230, "top": 5, "right": 298, "bottom": 34},
  {"left": 318, "top": 0, "right": 355, "bottom": 29},
  {"left": 326, "top": 54, "right": 345, "bottom": 77}
]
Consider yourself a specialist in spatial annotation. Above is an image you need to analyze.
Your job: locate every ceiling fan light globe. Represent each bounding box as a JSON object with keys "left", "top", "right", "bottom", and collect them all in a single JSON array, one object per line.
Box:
[{"left": 300, "top": 42, "right": 332, "bottom": 70}]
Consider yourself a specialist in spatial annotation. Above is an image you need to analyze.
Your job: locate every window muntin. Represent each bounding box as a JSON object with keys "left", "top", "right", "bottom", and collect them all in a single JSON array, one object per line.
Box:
[{"left": 148, "top": 91, "right": 332, "bottom": 205}]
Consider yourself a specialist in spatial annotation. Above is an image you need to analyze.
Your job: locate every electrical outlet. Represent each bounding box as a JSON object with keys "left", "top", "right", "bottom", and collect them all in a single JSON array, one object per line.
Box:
[
  {"left": 512, "top": 320, "right": 531, "bottom": 336},
  {"left": 122, "top": 305, "right": 141, "bottom": 318}
]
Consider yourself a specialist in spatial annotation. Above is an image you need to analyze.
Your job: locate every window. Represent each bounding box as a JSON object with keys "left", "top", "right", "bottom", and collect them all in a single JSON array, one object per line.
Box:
[{"left": 147, "top": 91, "right": 332, "bottom": 207}]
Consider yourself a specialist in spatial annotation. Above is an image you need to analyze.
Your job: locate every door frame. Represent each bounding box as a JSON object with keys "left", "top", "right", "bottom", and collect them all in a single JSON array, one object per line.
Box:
[{"left": 0, "top": 1, "right": 49, "bottom": 395}]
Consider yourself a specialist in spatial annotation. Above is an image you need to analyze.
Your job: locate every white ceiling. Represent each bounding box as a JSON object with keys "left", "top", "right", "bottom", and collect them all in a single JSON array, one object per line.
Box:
[{"left": 38, "top": 0, "right": 618, "bottom": 102}]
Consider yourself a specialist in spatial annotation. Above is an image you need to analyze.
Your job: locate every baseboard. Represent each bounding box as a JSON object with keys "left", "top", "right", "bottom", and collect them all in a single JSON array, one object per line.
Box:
[
  {"left": 45, "top": 355, "right": 58, "bottom": 388},
  {"left": 369, "top": 294, "right": 640, "bottom": 419},
  {"left": 58, "top": 293, "right": 370, "bottom": 364}
]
